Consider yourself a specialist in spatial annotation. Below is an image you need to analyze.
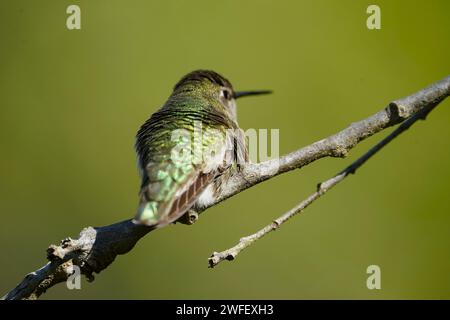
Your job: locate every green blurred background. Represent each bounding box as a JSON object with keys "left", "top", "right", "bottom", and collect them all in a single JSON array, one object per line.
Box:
[{"left": 1, "top": 0, "right": 449, "bottom": 299}]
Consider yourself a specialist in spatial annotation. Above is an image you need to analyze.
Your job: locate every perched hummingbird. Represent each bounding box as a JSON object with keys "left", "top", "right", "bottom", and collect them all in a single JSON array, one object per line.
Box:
[{"left": 134, "top": 70, "right": 271, "bottom": 227}]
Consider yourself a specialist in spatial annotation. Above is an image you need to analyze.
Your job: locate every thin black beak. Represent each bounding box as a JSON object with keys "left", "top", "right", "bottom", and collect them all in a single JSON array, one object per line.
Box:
[{"left": 234, "top": 90, "right": 272, "bottom": 99}]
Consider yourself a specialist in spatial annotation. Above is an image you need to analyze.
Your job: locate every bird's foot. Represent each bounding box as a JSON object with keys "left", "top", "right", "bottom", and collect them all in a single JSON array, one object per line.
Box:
[{"left": 176, "top": 209, "right": 199, "bottom": 225}]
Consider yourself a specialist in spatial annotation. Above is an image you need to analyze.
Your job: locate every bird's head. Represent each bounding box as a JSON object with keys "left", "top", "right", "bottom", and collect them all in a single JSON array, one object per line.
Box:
[{"left": 171, "top": 70, "right": 271, "bottom": 121}]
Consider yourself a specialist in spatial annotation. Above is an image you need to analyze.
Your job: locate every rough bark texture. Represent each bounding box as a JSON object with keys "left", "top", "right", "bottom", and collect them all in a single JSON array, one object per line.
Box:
[
  {"left": 208, "top": 100, "right": 441, "bottom": 267},
  {"left": 2, "top": 76, "right": 449, "bottom": 300}
]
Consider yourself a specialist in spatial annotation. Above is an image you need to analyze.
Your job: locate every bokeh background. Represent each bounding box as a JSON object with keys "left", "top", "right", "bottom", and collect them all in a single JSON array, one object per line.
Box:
[{"left": 1, "top": 0, "right": 449, "bottom": 299}]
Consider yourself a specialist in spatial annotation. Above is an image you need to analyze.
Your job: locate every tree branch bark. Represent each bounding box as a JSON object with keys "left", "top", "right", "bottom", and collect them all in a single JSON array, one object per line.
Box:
[
  {"left": 2, "top": 76, "right": 449, "bottom": 300},
  {"left": 208, "top": 100, "right": 441, "bottom": 267}
]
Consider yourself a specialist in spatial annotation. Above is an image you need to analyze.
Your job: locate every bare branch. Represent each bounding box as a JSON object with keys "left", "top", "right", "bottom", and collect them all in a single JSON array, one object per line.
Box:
[
  {"left": 208, "top": 100, "right": 441, "bottom": 267},
  {"left": 2, "top": 222, "right": 154, "bottom": 300},
  {"left": 203, "top": 75, "right": 450, "bottom": 208},
  {"left": 2, "top": 76, "right": 449, "bottom": 299}
]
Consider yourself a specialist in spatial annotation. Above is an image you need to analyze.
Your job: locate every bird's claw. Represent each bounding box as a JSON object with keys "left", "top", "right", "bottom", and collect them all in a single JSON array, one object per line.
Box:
[{"left": 177, "top": 210, "right": 199, "bottom": 225}]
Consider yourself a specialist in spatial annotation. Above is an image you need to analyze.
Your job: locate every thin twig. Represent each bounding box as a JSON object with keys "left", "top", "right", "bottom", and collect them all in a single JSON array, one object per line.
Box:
[
  {"left": 2, "top": 76, "right": 449, "bottom": 299},
  {"left": 208, "top": 101, "right": 441, "bottom": 267}
]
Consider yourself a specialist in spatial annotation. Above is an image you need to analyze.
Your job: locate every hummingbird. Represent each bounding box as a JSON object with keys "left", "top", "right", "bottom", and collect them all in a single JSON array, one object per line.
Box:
[{"left": 133, "top": 70, "right": 271, "bottom": 227}]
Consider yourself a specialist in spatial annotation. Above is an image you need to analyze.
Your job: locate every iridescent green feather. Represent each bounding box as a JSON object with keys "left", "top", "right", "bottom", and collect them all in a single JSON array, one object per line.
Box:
[{"left": 134, "top": 83, "right": 234, "bottom": 226}]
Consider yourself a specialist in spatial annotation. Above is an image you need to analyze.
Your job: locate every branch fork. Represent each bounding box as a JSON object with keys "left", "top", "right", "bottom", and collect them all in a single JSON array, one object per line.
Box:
[{"left": 3, "top": 76, "right": 449, "bottom": 299}]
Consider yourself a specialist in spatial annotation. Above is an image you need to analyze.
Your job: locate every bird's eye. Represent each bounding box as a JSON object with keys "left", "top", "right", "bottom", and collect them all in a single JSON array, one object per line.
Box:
[{"left": 221, "top": 89, "right": 231, "bottom": 100}]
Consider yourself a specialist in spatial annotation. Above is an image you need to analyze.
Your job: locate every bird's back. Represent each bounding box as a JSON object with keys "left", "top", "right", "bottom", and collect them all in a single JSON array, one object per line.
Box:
[{"left": 134, "top": 94, "right": 235, "bottom": 226}]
